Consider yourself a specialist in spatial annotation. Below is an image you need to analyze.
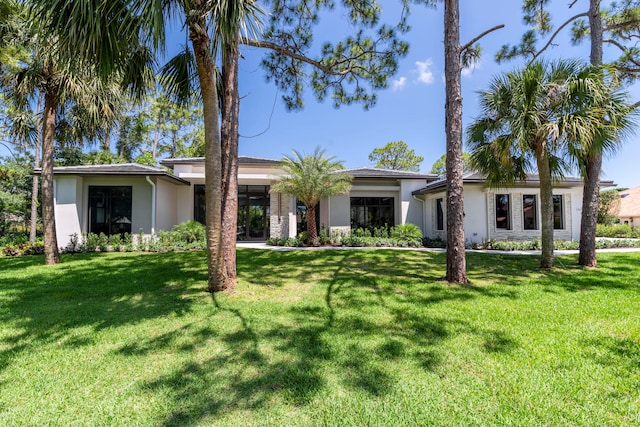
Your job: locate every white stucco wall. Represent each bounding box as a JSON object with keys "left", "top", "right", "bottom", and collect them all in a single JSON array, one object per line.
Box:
[
  {"left": 81, "top": 177, "right": 153, "bottom": 237},
  {"left": 54, "top": 176, "right": 83, "bottom": 249},
  {"left": 421, "top": 184, "right": 583, "bottom": 243},
  {"left": 156, "top": 179, "right": 178, "bottom": 231},
  {"left": 400, "top": 179, "right": 428, "bottom": 234}
]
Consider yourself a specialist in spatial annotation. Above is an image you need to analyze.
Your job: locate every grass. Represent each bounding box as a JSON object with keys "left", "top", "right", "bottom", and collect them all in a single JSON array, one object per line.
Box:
[{"left": 0, "top": 249, "right": 638, "bottom": 426}]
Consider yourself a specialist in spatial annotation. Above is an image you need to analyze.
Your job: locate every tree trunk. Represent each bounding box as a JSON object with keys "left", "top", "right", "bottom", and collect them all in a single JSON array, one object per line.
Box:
[
  {"left": 153, "top": 111, "right": 161, "bottom": 161},
  {"left": 307, "top": 203, "right": 318, "bottom": 245},
  {"left": 444, "top": 0, "right": 469, "bottom": 284},
  {"left": 221, "top": 39, "right": 240, "bottom": 291},
  {"left": 536, "top": 144, "right": 555, "bottom": 269},
  {"left": 30, "top": 92, "right": 43, "bottom": 243},
  {"left": 189, "top": 22, "right": 226, "bottom": 292},
  {"left": 579, "top": 0, "right": 603, "bottom": 267},
  {"left": 41, "top": 88, "right": 60, "bottom": 265},
  {"left": 579, "top": 153, "right": 601, "bottom": 267}
]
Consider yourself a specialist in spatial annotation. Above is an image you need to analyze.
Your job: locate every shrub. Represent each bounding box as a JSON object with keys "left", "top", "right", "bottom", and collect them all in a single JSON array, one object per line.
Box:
[
  {"left": 109, "top": 234, "right": 123, "bottom": 252},
  {"left": 172, "top": 221, "right": 206, "bottom": 244},
  {"left": 318, "top": 228, "right": 331, "bottom": 245},
  {"left": 423, "top": 237, "right": 446, "bottom": 248},
  {"left": 390, "top": 223, "right": 423, "bottom": 247},
  {"left": 596, "top": 223, "right": 639, "bottom": 238}
]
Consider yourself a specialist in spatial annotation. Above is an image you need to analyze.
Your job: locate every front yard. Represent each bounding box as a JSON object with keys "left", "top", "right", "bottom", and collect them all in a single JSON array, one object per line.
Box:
[{"left": 0, "top": 249, "right": 638, "bottom": 426}]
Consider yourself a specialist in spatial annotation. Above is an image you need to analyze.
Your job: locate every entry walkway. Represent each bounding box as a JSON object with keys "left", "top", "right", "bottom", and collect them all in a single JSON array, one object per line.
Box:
[{"left": 236, "top": 241, "right": 640, "bottom": 255}]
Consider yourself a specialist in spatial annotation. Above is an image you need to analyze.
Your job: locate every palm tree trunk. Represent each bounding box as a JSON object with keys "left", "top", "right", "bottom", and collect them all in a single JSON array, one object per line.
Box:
[
  {"left": 536, "top": 145, "right": 554, "bottom": 269},
  {"left": 579, "top": 153, "right": 601, "bottom": 267},
  {"left": 307, "top": 204, "right": 318, "bottom": 245},
  {"left": 189, "top": 23, "right": 226, "bottom": 292},
  {"left": 30, "top": 92, "right": 43, "bottom": 243},
  {"left": 444, "top": 0, "right": 469, "bottom": 284},
  {"left": 579, "top": 0, "right": 603, "bottom": 267},
  {"left": 41, "top": 87, "right": 60, "bottom": 265},
  {"left": 221, "top": 38, "right": 240, "bottom": 291}
]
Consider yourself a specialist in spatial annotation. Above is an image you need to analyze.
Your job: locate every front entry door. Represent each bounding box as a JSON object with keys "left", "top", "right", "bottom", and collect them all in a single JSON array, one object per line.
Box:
[{"left": 237, "top": 185, "right": 270, "bottom": 240}]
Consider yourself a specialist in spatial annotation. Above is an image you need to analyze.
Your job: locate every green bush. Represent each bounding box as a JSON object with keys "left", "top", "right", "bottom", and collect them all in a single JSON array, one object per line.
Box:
[
  {"left": 390, "top": 223, "right": 423, "bottom": 246},
  {"left": 172, "top": 221, "right": 206, "bottom": 244},
  {"left": 596, "top": 223, "right": 639, "bottom": 238}
]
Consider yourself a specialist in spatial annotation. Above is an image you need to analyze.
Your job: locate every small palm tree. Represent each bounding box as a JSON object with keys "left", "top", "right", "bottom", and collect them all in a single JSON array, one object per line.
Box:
[
  {"left": 272, "top": 147, "right": 352, "bottom": 245},
  {"left": 468, "top": 60, "right": 606, "bottom": 268}
]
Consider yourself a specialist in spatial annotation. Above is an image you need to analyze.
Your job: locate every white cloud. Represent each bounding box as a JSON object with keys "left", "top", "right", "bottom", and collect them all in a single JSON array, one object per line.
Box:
[
  {"left": 392, "top": 77, "right": 407, "bottom": 91},
  {"left": 415, "top": 59, "right": 435, "bottom": 85}
]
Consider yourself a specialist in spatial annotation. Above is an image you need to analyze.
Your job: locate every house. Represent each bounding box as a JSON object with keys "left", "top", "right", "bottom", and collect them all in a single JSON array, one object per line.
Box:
[
  {"left": 47, "top": 157, "right": 610, "bottom": 248},
  {"left": 611, "top": 186, "right": 640, "bottom": 228}
]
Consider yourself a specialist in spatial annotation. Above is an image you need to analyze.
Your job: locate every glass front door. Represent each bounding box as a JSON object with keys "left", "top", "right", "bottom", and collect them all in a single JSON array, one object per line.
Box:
[{"left": 238, "top": 186, "right": 270, "bottom": 240}]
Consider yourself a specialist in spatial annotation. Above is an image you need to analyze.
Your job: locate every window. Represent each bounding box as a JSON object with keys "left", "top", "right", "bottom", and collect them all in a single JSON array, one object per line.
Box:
[
  {"left": 523, "top": 194, "right": 537, "bottom": 230},
  {"left": 89, "top": 186, "right": 132, "bottom": 235},
  {"left": 436, "top": 198, "right": 444, "bottom": 231},
  {"left": 195, "top": 184, "right": 271, "bottom": 239},
  {"left": 495, "top": 194, "right": 511, "bottom": 229},
  {"left": 350, "top": 197, "right": 394, "bottom": 230},
  {"left": 553, "top": 195, "right": 564, "bottom": 229},
  {"left": 194, "top": 185, "right": 206, "bottom": 225}
]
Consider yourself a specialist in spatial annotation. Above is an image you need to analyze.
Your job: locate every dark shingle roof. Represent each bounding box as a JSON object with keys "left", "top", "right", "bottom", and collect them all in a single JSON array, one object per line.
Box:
[
  {"left": 39, "top": 163, "right": 190, "bottom": 185},
  {"left": 340, "top": 167, "right": 438, "bottom": 180},
  {"left": 161, "top": 156, "right": 281, "bottom": 168},
  {"left": 412, "top": 171, "right": 615, "bottom": 195}
]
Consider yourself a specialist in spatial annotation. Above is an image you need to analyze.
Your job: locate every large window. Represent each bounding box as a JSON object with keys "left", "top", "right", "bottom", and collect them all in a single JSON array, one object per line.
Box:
[
  {"left": 436, "top": 198, "right": 444, "bottom": 231},
  {"left": 523, "top": 194, "right": 538, "bottom": 230},
  {"left": 89, "top": 186, "right": 132, "bottom": 236},
  {"left": 495, "top": 194, "right": 511, "bottom": 230},
  {"left": 194, "top": 185, "right": 206, "bottom": 225},
  {"left": 195, "top": 184, "right": 270, "bottom": 240},
  {"left": 553, "top": 195, "right": 564, "bottom": 229},
  {"left": 350, "top": 197, "right": 394, "bottom": 230}
]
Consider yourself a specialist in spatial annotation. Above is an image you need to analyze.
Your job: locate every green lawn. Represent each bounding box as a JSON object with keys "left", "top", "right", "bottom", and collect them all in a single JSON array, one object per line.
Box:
[{"left": 0, "top": 249, "right": 638, "bottom": 426}]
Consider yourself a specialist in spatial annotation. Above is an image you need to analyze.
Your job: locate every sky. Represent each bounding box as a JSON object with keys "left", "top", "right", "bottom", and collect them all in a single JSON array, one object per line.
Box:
[
  {"left": 1, "top": 1, "right": 637, "bottom": 188},
  {"left": 229, "top": 0, "right": 640, "bottom": 188}
]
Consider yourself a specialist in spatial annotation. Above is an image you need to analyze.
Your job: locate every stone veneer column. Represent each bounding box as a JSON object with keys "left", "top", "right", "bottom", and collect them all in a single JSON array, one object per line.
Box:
[{"left": 269, "top": 188, "right": 290, "bottom": 239}]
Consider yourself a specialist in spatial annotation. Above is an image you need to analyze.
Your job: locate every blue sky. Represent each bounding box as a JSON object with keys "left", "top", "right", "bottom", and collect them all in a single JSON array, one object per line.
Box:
[
  {"left": 2, "top": 1, "right": 637, "bottom": 188},
  {"left": 233, "top": 0, "right": 640, "bottom": 188}
]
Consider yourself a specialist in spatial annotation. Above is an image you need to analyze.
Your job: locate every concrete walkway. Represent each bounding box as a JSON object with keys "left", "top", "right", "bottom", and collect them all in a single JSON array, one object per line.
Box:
[{"left": 236, "top": 241, "right": 640, "bottom": 256}]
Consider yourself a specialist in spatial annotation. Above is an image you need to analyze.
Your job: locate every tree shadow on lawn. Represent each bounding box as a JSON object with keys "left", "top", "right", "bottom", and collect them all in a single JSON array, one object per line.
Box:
[
  {"left": 0, "top": 251, "right": 208, "bottom": 373},
  {"left": 137, "top": 250, "right": 522, "bottom": 426},
  {"left": 535, "top": 253, "right": 640, "bottom": 293}
]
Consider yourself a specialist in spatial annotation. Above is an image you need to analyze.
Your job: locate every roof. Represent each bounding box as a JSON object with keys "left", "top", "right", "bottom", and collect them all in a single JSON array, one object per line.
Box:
[
  {"left": 412, "top": 171, "right": 614, "bottom": 195},
  {"left": 615, "top": 186, "right": 640, "bottom": 217},
  {"left": 339, "top": 167, "right": 438, "bottom": 180},
  {"left": 39, "top": 163, "right": 191, "bottom": 186},
  {"left": 161, "top": 156, "right": 281, "bottom": 168}
]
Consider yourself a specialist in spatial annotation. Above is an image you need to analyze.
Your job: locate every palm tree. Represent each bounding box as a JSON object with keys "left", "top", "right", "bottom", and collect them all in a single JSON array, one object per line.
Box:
[
  {"left": 31, "top": 0, "right": 261, "bottom": 290},
  {"left": 468, "top": 60, "right": 606, "bottom": 269},
  {"left": 567, "top": 71, "right": 637, "bottom": 266},
  {"left": 0, "top": 1, "right": 128, "bottom": 264},
  {"left": 271, "top": 147, "right": 352, "bottom": 246}
]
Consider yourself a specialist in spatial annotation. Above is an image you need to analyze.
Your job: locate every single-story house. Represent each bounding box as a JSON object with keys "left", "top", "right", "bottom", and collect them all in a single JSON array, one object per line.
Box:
[
  {"left": 611, "top": 186, "right": 640, "bottom": 228},
  {"left": 46, "top": 157, "right": 612, "bottom": 248}
]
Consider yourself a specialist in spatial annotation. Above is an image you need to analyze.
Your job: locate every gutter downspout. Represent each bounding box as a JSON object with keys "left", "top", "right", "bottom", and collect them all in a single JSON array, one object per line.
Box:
[
  {"left": 145, "top": 176, "right": 156, "bottom": 235},
  {"left": 412, "top": 195, "right": 426, "bottom": 236}
]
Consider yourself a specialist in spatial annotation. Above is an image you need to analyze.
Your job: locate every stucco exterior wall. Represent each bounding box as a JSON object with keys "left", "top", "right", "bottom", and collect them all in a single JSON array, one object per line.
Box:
[
  {"left": 82, "top": 176, "right": 153, "bottom": 236},
  {"left": 54, "top": 176, "right": 84, "bottom": 249},
  {"left": 156, "top": 179, "right": 178, "bottom": 232},
  {"left": 421, "top": 185, "right": 583, "bottom": 243},
  {"left": 400, "top": 179, "right": 427, "bottom": 234},
  {"left": 486, "top": 189, "right": 575, "bottom": 241}
]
